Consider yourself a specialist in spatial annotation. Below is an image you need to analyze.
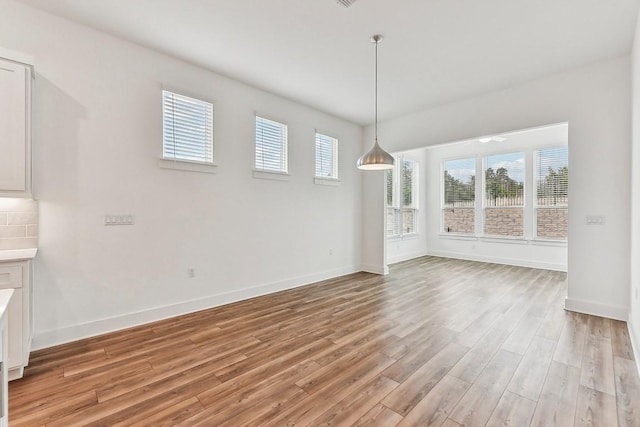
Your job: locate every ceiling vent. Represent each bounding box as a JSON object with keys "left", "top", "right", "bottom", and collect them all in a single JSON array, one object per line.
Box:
[{"left": 336, "top": 0, "right": 358, "bottom": 7}]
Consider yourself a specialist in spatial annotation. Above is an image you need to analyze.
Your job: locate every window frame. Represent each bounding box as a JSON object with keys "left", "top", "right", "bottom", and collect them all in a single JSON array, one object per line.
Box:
[
  {"left": 254, "top": 114, "right": 289, "bottom": 177},
  {"left": 534, "top": 145, "right": 569, "bottom": 241},
  {"left": 386, "top": 156, "right": 419, "bottom": 239},
  {"left": 159, "top": 88, "right": 217, "bottom": 174},
  {"left": 482, "top": 150, "right": 526, "bottom": 238},
  {"left": 438, "top": 143, "right": 568, "bottom": 244},
  {"left": 441, "top": 156, "right": 476, "bottom": 236},
  {"left": 314, "top": 131, "right": 339, "bottom": 183}
]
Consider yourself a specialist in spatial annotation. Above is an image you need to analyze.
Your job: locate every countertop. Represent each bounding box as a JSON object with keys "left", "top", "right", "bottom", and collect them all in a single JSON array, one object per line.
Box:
[{"left": 0, "top": 248, "right": 37, "bottom": 262}]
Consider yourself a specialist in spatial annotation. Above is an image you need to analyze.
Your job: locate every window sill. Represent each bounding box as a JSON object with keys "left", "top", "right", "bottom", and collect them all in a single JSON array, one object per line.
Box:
[
  {"left": 531, "top": 239, "right": 567, "bottom": 247},
  {"left": 439, "top": 234, "right": 478, "bottom": 241},
  {"left": 479, "top": 236, "right": 528, "bottom": 245},
  {"left": 314, "top": 177, "right": 340, "bottom": 186},
  {"left": 387, "top": 233, "right": 419, "bottom": 241},
  {"left": 158, "top": 158, "right": 218, "bottom": 174},
  {"left": 253, "top": 170, "right": 291, "bottom": 181}
]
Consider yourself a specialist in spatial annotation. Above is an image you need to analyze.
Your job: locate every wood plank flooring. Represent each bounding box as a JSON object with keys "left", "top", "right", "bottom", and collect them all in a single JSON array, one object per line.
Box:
[{"left": 9, "top": 256, "right": 640, "bottom": 426}]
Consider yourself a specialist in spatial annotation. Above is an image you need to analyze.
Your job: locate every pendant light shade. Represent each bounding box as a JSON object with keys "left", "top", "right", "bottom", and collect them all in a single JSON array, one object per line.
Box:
[
  {"left": 356, "top": 139, "right": 395, "bottom": 170},
  {"left": 357, "top": 34, "right": 394, "bottom": 171}
]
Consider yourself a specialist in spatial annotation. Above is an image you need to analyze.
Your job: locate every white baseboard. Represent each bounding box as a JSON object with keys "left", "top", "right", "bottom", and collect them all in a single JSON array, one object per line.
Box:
[
  {"left": 629, "top": 319, "right": 640, "bottom": 379},
  {"left": 564, "top": 297, "right": 628, "bottom": 321},
  {"left": 387, "top": 250, "right": 428, "bottom": 265},
  {"left": 427, "top": 250, "right": 567, "bottom": 272},
  {"left": 360, "top": 263, "right": 389, "bottom": 275},
  {"left": 32, "top": 264, "right": 359, "bottom": 350}
]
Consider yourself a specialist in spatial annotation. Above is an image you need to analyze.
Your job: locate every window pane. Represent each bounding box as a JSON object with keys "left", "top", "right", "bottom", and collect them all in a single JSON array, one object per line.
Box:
[
  {"left": 255, "top": 116, "right": 288, "bottom": 173},
  {"left": 485, "top": 208, "right": 524, "bottom": 237},
  {"left": 386, "top": 169, "right": 394, "bottom": 207},
  {"left": 536, "top": 146, "right": 568, "bottom": 206},
  {"left": 386, "top": 158, "right": 417, "bottom": 236},
  {"left": 484, "top": 152, "right": 524, "bottom": 237},
  {"left": 537, "top": 207, "right": 568, "bottom": 239},
  {"left": 387, "top": 207, "right": 400, "bottom": 236},
  {"left": 315, "top": 133, "right": 338, "bottom": 179},
  {"left": 403, "top": 208, "right": 416, "bottom": 234},
  {"left": 485, "top": 152, "right": 525, "bottom": 206},
  {"left": 402, "top": 160, "right": 414, "bottom": 207},
  {"left": 162, "top": 91, "right": 213, "bottom": 163},
  {"left": 536, "top": 146, "right": 568, "bottom": 239},
  {"left": 443, "top": 158, "right": 475, "bottom": 234}
]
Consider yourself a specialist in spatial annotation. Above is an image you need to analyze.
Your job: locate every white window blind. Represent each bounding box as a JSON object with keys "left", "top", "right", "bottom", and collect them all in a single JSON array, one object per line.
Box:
[
  {"left": 386, "top": 168, "right": 400, "bottom": 237},
  {"left": 401, "top": 159, "right": 418, "bottom": 234},
  {"left": 315, "top": 133, "right": 338, "bottom": 179},
  {"left": 162, "top": 90, "right": 213, "bottom": 163},
  {"left": 255, "top": 116, "right": 288, "bottom": 173},
  {"left": 442, "top": 157, "right": 475, "bottom": 234},
  {"left": 535, "top": 146, "right": 568, "bottom": 240},
  {"left": 386, "top": 157, "right": 418, "bottom": 237}
]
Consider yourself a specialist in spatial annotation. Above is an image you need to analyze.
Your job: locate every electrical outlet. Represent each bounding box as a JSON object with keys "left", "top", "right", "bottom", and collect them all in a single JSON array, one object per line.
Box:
[
  {"left": 104, "top": 214, "right": 135, "bottom": 225},
  {"left": 188, "top": 268, "right": 195, "bottom": 278}
]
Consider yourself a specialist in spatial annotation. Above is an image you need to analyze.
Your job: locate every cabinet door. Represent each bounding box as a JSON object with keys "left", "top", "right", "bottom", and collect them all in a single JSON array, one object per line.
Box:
[
  {"left": 6, "top": 289, "right": 22, "bottom": 370},
  {"left": 0, "top": 59, "right": 27, "bottom": 192}
]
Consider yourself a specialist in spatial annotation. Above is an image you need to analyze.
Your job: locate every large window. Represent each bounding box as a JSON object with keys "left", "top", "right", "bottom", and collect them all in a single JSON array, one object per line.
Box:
[
  {"left": 255, "top": 116, "right": 288, "bottom": 173},
  {"left": 443, "top": 158, "right": 475, "bottom": 234},
  {"left": 484, "top": 152, "right": 525, "bottom": 237},
  {"left": 535, "top": 146, "right": 568, "bottom": 239},
  {"left": 315, "top": 132, "right": 338, "bottom": 179},
  {"left": 387, "top": 157, "right": 418, "bottom": 237},
  {"left": 162, "top": 90, "right": 213, "bottom": 164}
]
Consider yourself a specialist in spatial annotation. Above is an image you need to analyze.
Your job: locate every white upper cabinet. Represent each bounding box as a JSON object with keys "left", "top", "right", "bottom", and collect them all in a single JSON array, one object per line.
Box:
[{"left": 0, "top": 48, "right": 33, "bottom": 197}]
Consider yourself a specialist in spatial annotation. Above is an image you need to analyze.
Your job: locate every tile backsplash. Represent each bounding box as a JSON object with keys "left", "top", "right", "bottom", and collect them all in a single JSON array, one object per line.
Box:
[{"left": 0, "top": 198, "right": 38, "bottom": 250}]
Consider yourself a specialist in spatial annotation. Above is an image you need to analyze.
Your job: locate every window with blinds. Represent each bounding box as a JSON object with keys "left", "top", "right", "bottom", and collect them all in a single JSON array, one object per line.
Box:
[
  {"left": 386, "top": 168, "right": 400, "bottom": 237},
  {"left": 535, "top": 146, "right": 568, "bottom": 240},
  {"left": 255, "top": 116, "right": 288, "bottom": 173},
  {"left": 162, "top": 90, "right": 213, "bottom": 163},
  {"left": 386, "top": 157, "right": 418, "bottom": 237},
  {"left": 315, "top": 133, "right": 338, "bottom": 179},
  {"left": 401, "top": 159, "right": 418, "bottom": 235},
  {"left": 442, "top": 157, "right": 475, "bottom": 234},
  {"left": 484, "top": 152, "right": 525, "bottom": 237}
]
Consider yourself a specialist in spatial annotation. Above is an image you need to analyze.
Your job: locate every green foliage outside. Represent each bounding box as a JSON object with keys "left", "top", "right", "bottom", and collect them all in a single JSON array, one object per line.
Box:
[
  {"left": 444, "top": 166, "right": 568, "bottom": 206},
  {"left": 444, "top": 170, "right": 474, "bottom": 205},
  {"left": 485, "top": 167, "right": 523, "bottom": 200},
  {"left": 537, "top": 166, "right": 568, "bottom": 204}
]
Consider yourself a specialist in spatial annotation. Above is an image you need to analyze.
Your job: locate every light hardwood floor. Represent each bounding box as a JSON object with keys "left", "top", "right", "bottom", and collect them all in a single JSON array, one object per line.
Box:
[{"left": 9, "top": 256, "right": 640, "bottom": 426}]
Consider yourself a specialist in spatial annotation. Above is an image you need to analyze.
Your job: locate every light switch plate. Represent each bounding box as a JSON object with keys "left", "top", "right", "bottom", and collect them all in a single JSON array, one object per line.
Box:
[
  {"left": 104, "top": 214, "right": 135, "bottom": 226},
  {"left": 586, "top": 216, "right": 604, "bottom": 225}
]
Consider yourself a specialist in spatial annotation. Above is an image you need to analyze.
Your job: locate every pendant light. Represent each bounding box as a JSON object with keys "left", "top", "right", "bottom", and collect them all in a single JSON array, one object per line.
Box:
[{"left": 357, "top": 34, "right": 395, "bottom": 170}]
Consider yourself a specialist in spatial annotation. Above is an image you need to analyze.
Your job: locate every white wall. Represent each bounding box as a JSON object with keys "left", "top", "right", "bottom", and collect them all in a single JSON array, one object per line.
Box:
[
  {"left": 630, "top": 8, "right": 640, "bottom": 371},
  {"left": 365, "top": 55, "right": 631, "bottom": 321},
  {"left": 0, "top": 0, "right": 364, "bottom": 348},
  {"left": 385, "top": 148, "right": 429, "bottom": 265},
  {"left": 424, "top": 124, "right": 568, "bottom": 271}
]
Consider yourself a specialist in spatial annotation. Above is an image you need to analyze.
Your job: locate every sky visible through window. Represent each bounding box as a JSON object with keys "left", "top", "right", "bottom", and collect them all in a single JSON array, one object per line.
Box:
[
  {"left": 444, "top": 158, "right": 475, "bottom": 183},
  {"left": 486, "top": 152, "right": 525, "bottom": 183}
]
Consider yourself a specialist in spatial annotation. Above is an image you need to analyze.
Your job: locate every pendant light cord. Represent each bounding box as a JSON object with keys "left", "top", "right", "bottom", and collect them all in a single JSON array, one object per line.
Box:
[{"left": 374, "top": 38, "right": 378, "bottom": 143}]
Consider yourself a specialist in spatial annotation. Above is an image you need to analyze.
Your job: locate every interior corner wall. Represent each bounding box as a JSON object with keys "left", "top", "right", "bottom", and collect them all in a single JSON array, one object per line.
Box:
[
  {"left": 364, "top": 55, "right": 632, "bottom": 321},
  {"left": 630, "top": 9, "right": 640, "bottom": 372},
  {"left": 0, "top": 0, "right": 364, "bottom": 348}
]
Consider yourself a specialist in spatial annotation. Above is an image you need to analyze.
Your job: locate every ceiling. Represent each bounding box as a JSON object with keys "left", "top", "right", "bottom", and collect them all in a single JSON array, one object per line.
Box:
[{"left": 18, "top": 0, "right": 640, "bottom": 125}]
